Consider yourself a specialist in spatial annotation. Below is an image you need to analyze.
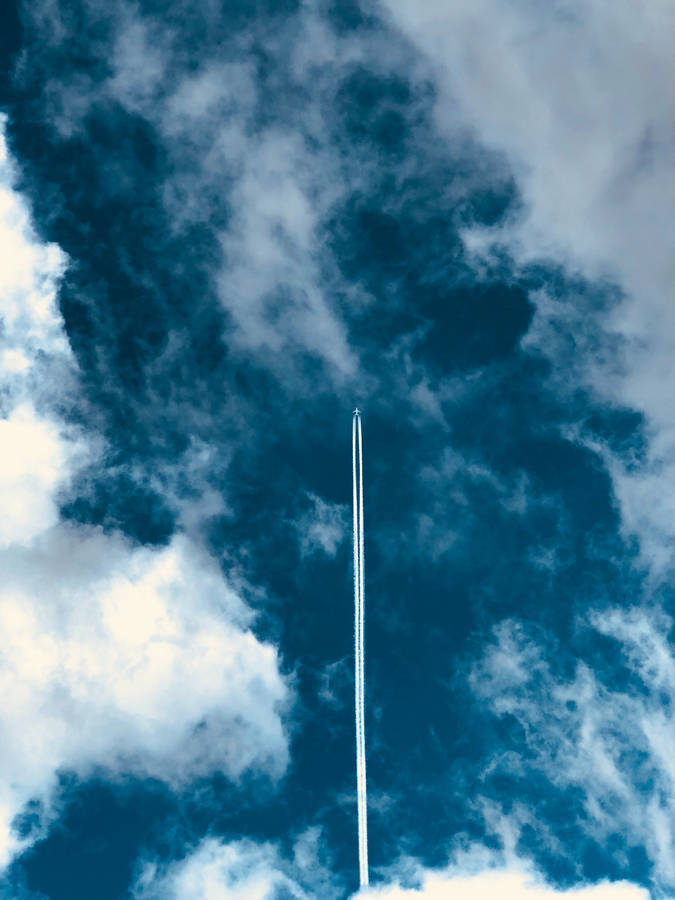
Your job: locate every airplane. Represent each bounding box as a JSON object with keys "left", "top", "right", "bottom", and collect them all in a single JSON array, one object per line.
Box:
[{"left": 353, "top": 407, "right": 360, "bottom": 416}]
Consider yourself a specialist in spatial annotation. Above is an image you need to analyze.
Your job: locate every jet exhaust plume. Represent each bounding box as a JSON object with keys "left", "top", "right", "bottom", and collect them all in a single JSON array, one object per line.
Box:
[{"left": 352, "top": 408, "right": 368, "bottom": 887}]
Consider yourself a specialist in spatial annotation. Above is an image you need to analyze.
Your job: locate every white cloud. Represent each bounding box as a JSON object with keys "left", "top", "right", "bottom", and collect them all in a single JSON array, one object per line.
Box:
[
  {"left": 295, "top": 492, "right": 348, "bottom": 558},
  {"left": 472, "top": 610, "right": 675, "bottom": 891},
  {"left": 381, "top": 0, "right": 675, "bottom": 296},
  {"left": 0, "top": 404, "right": 70, "bottom": 544},
  {"left": 0, "top": 120, "right": 292, "bottom": 869},
  {"left": 0, "top": 117, "right": 87, "bottom": 547},
  {"left": 0, "top": 127, "right": 68, "bottom": 365},
  {"left": 214, "top": 126, "right": 356, "bottom": 380},
  {"left": 159, "top": 49, "right": 360, "bottom": 381},
  {"left": 136, "top": 839, "right": 308, "bottom": 900},
  {"left": 600, "top": 449, "right": 675, "bottom": 580},
  {"left": 380, "top": 0, "right": 675, "bottom": 575},
  {"left": 135, "top": 840, "right": 647, "bottom": 900},
  {"left": 0, "top": 528, "right": 290, "bottom": 866},
  {"left": 134, "top": 828, "right": 340, "bottom": 900},
  {"left": 361, "top": 867, "right": 647, "bottom": 899}
]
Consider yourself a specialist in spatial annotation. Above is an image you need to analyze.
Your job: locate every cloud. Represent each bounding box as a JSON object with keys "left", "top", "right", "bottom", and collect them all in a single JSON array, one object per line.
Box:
[
  {"left": 0, "top": 403, "right": 79, "bottom": 545},
  {"left": 5, "top": 7, "right": 670, "bottom": 894},
  {"left": 15, "top": 0, "right": 534, "bottom": 472},
  {"left": 21, "top": 0, "right": 363, "bottom": 387},
  {"left": 471, "top": 609, "right": 675, "bottom": 891},
  {"left": 134, "top": 828, "right": 340, "bottom": 900},
  {"left": 0, "top": 528, "right": 291, "bottom": 865},
  {"left": 381, "top": 0, "right": 675, "bottom": 297},
  {"left": 600, "top": 448, "right": 675, "bottom": 580},
  {"left": 361, "top": 867, "right": 647, "bottom": 899},
  {"left": 379, "top": 0, "right": 675, "bottom": 575},
  {"left": 0, "top": 116, "right": 85, "bottom": 545},
  {"left": 0, "top": 121, "right": 68, "bottom": 367},
  {"left": 134, "top": 839, "right": 647, "bottom": 900},
  {"left": 317, "top": 656, "right": 351, "bottom": 710},
  {"left": 211, "top": 122, "right": 357, "bottom": 381},
  {"left": 295, "top": 492, "right": 349, "bottom": 558},
  {"left": 0, "top": 119, "right": 291, "bottom": 868},
  {"left": 135, "top": 838, "right": 309, "bottom": 900}
]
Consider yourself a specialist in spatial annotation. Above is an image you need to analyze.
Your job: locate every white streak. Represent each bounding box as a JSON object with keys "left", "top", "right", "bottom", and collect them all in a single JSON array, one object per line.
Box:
[{"left": 353, "top": 411, "right": 368, "bottom": 886}]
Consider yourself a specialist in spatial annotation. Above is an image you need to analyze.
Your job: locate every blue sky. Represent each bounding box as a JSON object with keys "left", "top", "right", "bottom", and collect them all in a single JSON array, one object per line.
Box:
[{"left": 0, "top": 0, "right": 672, "bottom": 897}]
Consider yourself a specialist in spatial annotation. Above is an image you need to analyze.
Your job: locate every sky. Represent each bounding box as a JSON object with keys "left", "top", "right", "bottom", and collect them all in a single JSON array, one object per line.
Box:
[{"left": 0, "top": 0, "right": 673, "bottom": 897}]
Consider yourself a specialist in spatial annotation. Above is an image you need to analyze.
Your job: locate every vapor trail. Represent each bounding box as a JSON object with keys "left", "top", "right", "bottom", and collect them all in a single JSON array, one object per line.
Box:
[{"left": 352, "top": 410, "right": 368, "bottom": 887}]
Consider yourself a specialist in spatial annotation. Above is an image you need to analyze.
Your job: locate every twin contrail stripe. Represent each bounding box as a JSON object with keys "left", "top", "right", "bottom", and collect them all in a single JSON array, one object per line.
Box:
[{"left": 353, "top": 411, "right": 368, "bottom": 887}]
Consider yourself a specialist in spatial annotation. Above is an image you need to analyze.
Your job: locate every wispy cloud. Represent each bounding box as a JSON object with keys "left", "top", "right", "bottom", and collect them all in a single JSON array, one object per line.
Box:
[
  {"left": 380, "top": 0, "right": 675, "bottom": 578},
  {"left": 21, "top": 0, "right": 364, "bottom": 386},
  {"left": 472, "top": 607, "right": 675, "bottom": 891},
  {"left": 134, "top": 828, "right": 341, "bottom": 900},
  {"left": 294, "top": 492, "right": 349, "bottom": 558}
]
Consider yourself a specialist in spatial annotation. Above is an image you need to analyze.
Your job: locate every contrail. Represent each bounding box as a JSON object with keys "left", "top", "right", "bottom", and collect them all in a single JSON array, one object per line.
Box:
[{"left": 352, "top": 409, "right": 368, "bottom": 887}]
